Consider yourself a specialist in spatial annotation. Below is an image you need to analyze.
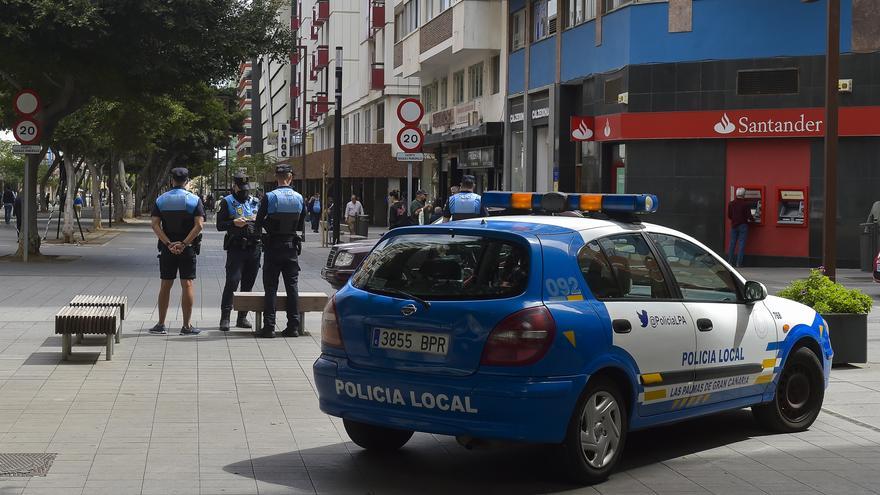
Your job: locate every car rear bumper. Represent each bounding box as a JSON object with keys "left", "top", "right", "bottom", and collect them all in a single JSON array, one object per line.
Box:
[
  {"left": 313, "top": 355, "right": 587, "bottom": 444},
  {"left": 321, "top": 267, "right": 353, "bottom": 289}
]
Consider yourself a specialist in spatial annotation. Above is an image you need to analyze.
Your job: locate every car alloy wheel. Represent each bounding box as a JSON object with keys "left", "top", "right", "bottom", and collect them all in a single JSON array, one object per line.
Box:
[{"left": 579, "top": 391, "right": 622, "bottom": 469}]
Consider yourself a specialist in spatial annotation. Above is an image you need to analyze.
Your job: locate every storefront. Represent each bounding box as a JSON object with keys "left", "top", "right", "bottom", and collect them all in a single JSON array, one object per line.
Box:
[{"left": 567, "top": 107, "right": 880, "bottom": 267}]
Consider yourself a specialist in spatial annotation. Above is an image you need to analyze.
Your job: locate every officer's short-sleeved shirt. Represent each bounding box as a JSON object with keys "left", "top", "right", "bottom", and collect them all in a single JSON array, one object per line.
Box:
[
  {"left": 152, "top": 187, "right": 206, "bottom": 218},
  {"left": 444, "top": 191, "right": 483, "bottom": 220},
  {"left": 152, "top": 187, "right": 206, "bottom": 242}
]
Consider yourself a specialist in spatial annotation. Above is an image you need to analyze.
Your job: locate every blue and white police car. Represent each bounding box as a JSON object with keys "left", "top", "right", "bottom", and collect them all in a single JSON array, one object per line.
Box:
[{"left": 313, "top": 192, "right": 832, "bottom": 484}]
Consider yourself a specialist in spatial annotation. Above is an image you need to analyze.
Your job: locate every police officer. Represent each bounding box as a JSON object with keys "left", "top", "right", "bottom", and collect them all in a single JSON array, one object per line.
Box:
[
  {"left": 254, "top": 164, "right": 307, "bottom": 338},
  {"left": 150, "top": 168, "right": 206, "bottom": 335},
  {"left": 217, "top": 172, "right": 262, "bottom": 331},
  {"left": 443, "top": 175, "right": 488, "bottom": 221}
]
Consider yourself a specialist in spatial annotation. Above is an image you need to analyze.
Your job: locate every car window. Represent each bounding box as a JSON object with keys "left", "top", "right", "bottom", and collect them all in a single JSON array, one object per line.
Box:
[
  {"left": 649, "top": 233, "right": 739, "bottom": 302},
  {"left": 351, "top": 234, "right": 529, "bottom": 300},
  {"left": 584, "top": 234, "right": 670, "bottom": 300}
]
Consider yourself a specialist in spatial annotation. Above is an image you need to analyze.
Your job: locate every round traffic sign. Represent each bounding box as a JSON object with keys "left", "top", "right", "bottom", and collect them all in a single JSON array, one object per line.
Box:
[
  {"left": 13, "top": 89, "right": 40, "bottom": 116},
  {"left": 397, "top": 98, "right": 424, "bottom": 125},
  {"left": 396, "top": 127, "right": 424, "bottom": 153},
  {"left": 13, "top": 118, "right": 41, "bottom": 145}
]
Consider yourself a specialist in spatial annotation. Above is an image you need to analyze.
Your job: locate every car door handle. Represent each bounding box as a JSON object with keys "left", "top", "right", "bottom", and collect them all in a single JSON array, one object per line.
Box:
[
  {"left": 612, "top": 319, "right": 632, "bottom": 334},
  {"left": 697, "top": 318, "right": 713, "bottom": 332}
]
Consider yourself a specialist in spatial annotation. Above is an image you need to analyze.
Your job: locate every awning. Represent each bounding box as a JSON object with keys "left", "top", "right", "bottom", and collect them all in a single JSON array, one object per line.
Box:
[{"left": 424, "top": 121, "right": 503, "bottom": 147}]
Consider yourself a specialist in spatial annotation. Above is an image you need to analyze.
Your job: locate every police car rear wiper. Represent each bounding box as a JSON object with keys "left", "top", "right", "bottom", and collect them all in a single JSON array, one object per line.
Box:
[{"left": 376, "top": 288, "right": 431, "bottom": 310}]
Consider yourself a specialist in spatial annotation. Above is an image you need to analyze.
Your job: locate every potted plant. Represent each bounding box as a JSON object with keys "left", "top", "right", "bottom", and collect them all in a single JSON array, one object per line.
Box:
[{"left": 778, "top": 269, "right": 873, "bottom": 364}]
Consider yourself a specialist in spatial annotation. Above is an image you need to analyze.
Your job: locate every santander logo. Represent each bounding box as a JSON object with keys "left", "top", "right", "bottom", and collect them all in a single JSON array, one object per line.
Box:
[
  {"left": 572, "top": 120, "right": 593, "bottom": 141},
  {"left": 603, "top": 120, "right": 612, "bottom": 137},
  {"left": 714, "top": 113, "right": 736, "bottom": 134}
]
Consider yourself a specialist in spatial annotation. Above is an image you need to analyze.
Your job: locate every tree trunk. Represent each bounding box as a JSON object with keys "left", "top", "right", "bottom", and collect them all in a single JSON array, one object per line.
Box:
[
  {"left": 144, "top": 155, "right": 176, "bottom": 215},
  {"left": 117, "top": 158, "right": 134, "bottom": 219},
  {"left": 61, "top": 158, "right": 79, "bottom": 243},
  {"left": 16, "top": 152, "right": 42, "bottom": 257},
  {"left": 39, "top": 158, "right": 59, "bottom": 212},
  {"left": 87, "top": 162, "right": 103, "bottom": 230}
]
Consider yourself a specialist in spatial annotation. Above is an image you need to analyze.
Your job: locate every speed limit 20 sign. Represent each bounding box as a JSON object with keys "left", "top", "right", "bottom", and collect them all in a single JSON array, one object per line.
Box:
[
  {"left": 12, "top": 89, "right": 42, "bottom": 145},
  {"left": 396, "top": 98, "right": 425, "bottom": 154}
]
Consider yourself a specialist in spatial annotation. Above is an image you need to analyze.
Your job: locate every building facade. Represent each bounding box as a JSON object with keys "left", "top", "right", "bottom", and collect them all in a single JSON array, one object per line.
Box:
[
  {"left": 506, "top": 0, "right": 880, "bottom": 267},
  {"left": 393, "top": 0, "right": 508, "bottom": 197}
]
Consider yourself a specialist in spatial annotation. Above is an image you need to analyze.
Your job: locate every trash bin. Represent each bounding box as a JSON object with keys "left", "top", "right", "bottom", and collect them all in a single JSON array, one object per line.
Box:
[
  {"left": 859, "top": 222, "right": 878, "bottom": 271},
  {"left": 355, "top": 214, "right": 370, "bottom": 237}
]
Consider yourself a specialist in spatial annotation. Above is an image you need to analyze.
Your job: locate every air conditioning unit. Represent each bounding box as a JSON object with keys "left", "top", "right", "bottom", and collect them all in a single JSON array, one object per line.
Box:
[
  {"left": 617, "top": 92, "right": 629, "bottom": 105},
  {"left": 838, "top": 79, "right": 853, "bottom": 93}
]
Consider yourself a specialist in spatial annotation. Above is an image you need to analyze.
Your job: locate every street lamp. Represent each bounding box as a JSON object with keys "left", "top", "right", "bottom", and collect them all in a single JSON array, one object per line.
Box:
[{"left": 803, "top": 0, "right": 840, "bottom": 279}]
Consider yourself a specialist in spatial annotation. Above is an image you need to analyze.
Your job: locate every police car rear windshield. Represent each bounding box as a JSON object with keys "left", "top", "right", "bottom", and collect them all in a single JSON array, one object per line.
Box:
[{"left": 351, "top": 234, "right": 529, "bottom": 300}]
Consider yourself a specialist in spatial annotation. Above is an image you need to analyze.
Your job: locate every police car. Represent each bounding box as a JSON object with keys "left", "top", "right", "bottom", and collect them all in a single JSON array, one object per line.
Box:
[{"left": 313, "top": 192, "right": 831, "bottom": 484}]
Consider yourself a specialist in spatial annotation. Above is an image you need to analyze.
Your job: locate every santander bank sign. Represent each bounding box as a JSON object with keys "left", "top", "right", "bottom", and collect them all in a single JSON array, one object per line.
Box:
[
  {"left": 589, "top": 106, "right": 880, "bottom": 141},
  {"left": 713, "top": 112, "right": 823, "bottom": 136}
]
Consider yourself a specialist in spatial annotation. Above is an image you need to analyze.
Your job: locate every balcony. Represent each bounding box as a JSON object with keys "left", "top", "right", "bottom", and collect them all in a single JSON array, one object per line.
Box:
[
  {"left": 290, "top": 118, "right": 301, "bottom": 130},
  {"left": 316, "top": 45, "right": 329, "bottom": 69},
  {"left": 291, "top": 14, "right": 300, "bottom": 31},
  {"left": 370, "top": 1, "right": 384, "bottom": 32},
  {"left": 290, "top": 83, "right": 300, "bottom": 100},
  {"left": 314, "top": 0, "right": 329, "bottom": 26},
  {"left": 314, "top": 92, "right": 329, "bottom": 115},
  {"left": 291, "top": 50, "right": 300, "bottom": 65},
  {"left": 370, "top": 63, "right": 385, "bottom": 91}
]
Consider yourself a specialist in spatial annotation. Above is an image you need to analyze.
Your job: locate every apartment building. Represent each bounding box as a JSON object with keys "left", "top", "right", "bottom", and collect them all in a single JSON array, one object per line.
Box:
[
  {"left": 234, "top": 61, "right": 254, "bottom": 158},
  {"left": 393, "top": 0, "right": 507, "bottom": 195},
  {"left": 507, "top": 0, "right": 880, "bottom": 266}
]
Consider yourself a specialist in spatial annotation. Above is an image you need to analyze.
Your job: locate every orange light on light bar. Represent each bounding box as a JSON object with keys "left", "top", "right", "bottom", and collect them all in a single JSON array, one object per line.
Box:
[
  {"left": 511, "top": 193, "right": 533, "bottom": 209},
  {"left": 579, "top": 194, "right": 603, "bottom": 211}
]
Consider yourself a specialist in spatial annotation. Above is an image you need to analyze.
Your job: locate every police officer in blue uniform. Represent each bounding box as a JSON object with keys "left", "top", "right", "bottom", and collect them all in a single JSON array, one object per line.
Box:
[
  {"left": 217, "top": 172, "right": 262, "bottom": 331},
  {"left": 150, "top": 168, "right": 206, "bottom": 335},
  {"left": 443, "top": 175, "right": 488, "bottom": 221},
  {"left": 254, "top": 164, "right": 307, "bottom": 338}
]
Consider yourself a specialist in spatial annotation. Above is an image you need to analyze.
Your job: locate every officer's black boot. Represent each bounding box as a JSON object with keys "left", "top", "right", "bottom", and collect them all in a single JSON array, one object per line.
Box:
[
  {"left": 236, "top": 312, "right": 252, "bottom": 329},
  {"left": 219, "top": 310, "right": 231, "bottom": 332}
]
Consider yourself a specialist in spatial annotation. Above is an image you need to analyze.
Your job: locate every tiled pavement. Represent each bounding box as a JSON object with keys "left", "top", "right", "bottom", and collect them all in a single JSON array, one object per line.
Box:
[{"left": 3, "top": 220, "right": 880, "bottom": 494}]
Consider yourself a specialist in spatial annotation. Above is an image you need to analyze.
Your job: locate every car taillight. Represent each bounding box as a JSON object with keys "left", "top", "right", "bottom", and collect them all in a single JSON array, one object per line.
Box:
[
  {"left": 321, "top": 296, "right": 344, "bottom": 348},
  {"left": 480, "top": 306, "right": 556, "bottom": 366}
]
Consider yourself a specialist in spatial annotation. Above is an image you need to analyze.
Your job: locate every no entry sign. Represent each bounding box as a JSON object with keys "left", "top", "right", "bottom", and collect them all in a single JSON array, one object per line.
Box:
[{"left": 14, "top": 89, "right": 40, "bottom": 116}]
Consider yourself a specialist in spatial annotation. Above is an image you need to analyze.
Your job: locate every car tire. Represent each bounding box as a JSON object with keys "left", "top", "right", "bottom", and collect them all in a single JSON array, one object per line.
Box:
[
  {"left": 560, "top": 377, "right": 628, "bottom": 485},
  {"left": 752, "top": 346, "right": 825, "bottom": 433},
  {"left": 343, "top": 418, "right": 414, "bottom": 451}
]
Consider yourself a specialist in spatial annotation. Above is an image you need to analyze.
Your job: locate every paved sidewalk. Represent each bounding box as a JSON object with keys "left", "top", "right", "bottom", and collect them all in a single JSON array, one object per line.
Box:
[{"left": 2, "top": 222, "right": 880, "bottom": 494}]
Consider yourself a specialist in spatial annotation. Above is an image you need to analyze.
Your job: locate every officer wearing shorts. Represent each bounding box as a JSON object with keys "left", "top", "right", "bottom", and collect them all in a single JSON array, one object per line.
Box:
[
  {"left": 217, "top": 172, "right": 262, "bottom": 331},
  {"left": 150, "top": 168, "right": 206, "bottom": 335},
  {"left": 443, "top": 175, "right": 488, "bottom": 221},
  {"left": 254, "top": 164, "right": 306, "bottom": 338}
]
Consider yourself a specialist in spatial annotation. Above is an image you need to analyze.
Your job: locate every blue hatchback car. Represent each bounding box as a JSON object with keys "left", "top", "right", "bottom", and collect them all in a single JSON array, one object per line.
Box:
[{"left": 313, "top": 192, "right": 832, "bottom": 484}]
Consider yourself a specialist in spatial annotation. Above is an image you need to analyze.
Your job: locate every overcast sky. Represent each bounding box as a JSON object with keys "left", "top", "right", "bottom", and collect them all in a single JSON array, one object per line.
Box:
[{"left": 0, "top": 130, "right": 12, "bottom": 141}]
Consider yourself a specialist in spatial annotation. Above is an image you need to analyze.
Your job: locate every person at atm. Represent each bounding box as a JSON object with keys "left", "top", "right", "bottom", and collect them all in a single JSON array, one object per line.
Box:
[{"left": 727, "top": 187, "right": 754, "bottom": 268}]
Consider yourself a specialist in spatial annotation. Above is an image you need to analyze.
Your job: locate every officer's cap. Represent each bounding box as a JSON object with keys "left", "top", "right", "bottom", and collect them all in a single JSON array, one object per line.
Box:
[
  {"left": 233, "top": 171, "right": 251, "bottom": 190},
  {"left": 275, "top": 164, "right": 293, "bottom": 175},
  {"left": 461, "top": 175, "right": 476, "bottom": 186},
  {"left": 170, "top": 167, "right": 190, "bottom": 180}
]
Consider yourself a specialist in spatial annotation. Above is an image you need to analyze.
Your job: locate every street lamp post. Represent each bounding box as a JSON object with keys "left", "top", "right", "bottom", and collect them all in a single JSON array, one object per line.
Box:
[{"left": 333, "top": 46, "right": 343, "bottom": 245}]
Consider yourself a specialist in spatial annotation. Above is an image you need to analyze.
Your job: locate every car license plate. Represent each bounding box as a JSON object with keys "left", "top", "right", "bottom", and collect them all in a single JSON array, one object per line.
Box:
[{"left": 372, "top": 328, "right": 450, "bottom": 356}]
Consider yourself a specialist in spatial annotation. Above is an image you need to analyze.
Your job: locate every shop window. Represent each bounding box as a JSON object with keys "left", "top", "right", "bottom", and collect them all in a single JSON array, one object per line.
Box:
[
  {"left": 511, "top": 131, "right": 525, "bottom": 191},
  {"left": 737, "top": 69, "right": 799, "bottom": 95},
  {"left": 491, "top": 56, "right": 501, "bottom": 94},
  {"left": 611, "top": 144, "right": 625, "bottom": 194},
  {"left": 532, "top": 0, "right": 557, "bottom": 42},
  {"left": 567, "top": 0, "right": 596, "bottom": 28},
  {"left": 576, "top": 141, "right": 600, "bottom": 193},
  {"left": 468, "top": 62, "right": 484, "bottom": 101},
  {"left": 453, "top": 70, "right": 465, "bottom": 104},
  {"left": 511, "top": 10, "right": 526, "bottom": 51}
]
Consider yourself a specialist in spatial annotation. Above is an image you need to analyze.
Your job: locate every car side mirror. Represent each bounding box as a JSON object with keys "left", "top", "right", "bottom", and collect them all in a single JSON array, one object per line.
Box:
[{"left": 743, "top": 281, "right": 768, "bottom": 303}]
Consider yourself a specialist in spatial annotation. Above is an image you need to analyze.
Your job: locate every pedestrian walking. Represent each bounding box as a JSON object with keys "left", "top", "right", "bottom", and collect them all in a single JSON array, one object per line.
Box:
[
  {"left": 428, "top": 206, "right": 443, "bottom": 224},
  {"left": 217, "top": 172, "right": 262, "bottom": 332},
  {"left": 409, "top": 190, "right": 427, "bottom": 225},
  {"left": 727, "top": 187, "right": 754, "bottom": 267},
  {"left": 388, "top": 190, "right": 410, "bottom": 229},
  {"left": 344, "top": 194, "right": 364, "bottom": 234},
  {"left": 308, "top": 194, "right": 321, "bottom": 233},
  {"left": 149, "top": 168, "right": 206, "bottom": 335},
  {"left": 13, "top": 192, "right": 22, "bottom": 234},
  {"left": 443, "top": 175, "right": 487, "bottom": 221},
  {"left": 73, "top": 193, "right": 83, "bottom": 216},
  {"left": 3, "top": 186, "right": 15, "bottom": 225},
  {"left": 254, "top": 164, "right": 306, "bottom": 338}
]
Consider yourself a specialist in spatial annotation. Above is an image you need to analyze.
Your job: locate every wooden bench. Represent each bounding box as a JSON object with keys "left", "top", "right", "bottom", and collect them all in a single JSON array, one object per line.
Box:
[
  {"left": 233, "top": 291, "right": 328, "bottom": 335},
  {"left": 55, "top": 305, "right": 121, "bottom": 361},
  {"left": 69, "top": 295, "right": 127, "bottom": 344}
]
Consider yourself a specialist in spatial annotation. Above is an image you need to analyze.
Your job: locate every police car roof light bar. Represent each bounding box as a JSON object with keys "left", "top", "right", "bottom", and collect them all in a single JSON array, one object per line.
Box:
[{"left": 482, "top": 191, "right": 659, "bottom": 215}]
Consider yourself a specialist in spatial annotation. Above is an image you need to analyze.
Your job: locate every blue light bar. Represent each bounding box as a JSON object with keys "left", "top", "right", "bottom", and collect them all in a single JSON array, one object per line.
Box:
[{"left": 481, "top": 192, "right": 659, "bottom": 214}]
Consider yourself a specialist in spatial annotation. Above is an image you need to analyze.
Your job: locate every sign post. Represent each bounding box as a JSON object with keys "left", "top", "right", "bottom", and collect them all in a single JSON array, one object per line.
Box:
[
  {"left": 13, "top": 89, "right": 42, "bottom": 263},
  {"left": 396, "top": 98, "right": 425, "bottom": 214}
]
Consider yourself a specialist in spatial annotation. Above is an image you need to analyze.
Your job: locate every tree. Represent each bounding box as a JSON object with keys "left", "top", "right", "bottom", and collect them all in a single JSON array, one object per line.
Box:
[{"left": 0, "top": 0, "right": 292, "bottom": 256}]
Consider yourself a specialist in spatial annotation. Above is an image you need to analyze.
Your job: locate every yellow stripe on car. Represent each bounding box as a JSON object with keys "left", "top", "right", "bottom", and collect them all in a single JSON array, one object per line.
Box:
[
  {"left": 755, "top": 374, "right": 774, "bottom": 384},
  {"left": 640, "top": 373, "right": 663, "bottom": 385},
  {"left": 643, "top": 389, "right": 667, "bottom": 401},
  {"left": 762, "top": 358, "right": 777, "bottom": 369}
]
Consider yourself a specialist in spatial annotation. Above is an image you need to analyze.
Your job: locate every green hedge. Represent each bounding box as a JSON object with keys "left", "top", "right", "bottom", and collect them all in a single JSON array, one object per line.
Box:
[{"left": 778, "top": 269, "right": 873, "bottom": 314}]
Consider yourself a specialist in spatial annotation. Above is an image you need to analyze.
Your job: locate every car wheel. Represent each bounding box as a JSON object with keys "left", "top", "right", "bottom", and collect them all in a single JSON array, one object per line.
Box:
[
  {"left": 753, "top": 346, "right": 825, "bottom": 433},
  {"left": 343, "top": 418, "right": 414, "bottom": 451},
  {"left": 560, "top": 377, "right": 628, "bottom": 484}
]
